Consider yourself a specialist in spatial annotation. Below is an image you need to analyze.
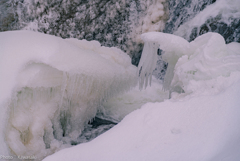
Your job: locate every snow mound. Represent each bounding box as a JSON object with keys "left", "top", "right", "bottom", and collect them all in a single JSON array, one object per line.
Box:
[{"left": 0, "top": 31, "right": 137, "bottom": 159}]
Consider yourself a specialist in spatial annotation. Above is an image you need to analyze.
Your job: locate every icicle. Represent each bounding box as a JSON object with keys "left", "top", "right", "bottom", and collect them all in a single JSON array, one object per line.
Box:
[{"left": 138, "top": 41, "right": 159, "bottom": 90}]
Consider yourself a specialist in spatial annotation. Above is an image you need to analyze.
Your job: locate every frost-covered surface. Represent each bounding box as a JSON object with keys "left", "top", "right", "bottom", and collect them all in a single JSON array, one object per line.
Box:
[
  {"left": 0, "top": 0, "right": 168, "bottom": 65},
  {"left": 44, "top": 31, "right": 240, "bottom": 161},
  {"left": 0, "top": 30, "right": 137, "bottom": 160}
]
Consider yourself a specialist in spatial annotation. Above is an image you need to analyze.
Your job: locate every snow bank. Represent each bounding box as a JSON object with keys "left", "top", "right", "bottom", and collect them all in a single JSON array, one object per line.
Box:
[
  {"left": 43, "top": 75, "right": 240, "bottom": 161},
  {"left": 44, "top": 31, "right": 240, "bottom": 161},
  {"left": 0, "top": 31, "right": 137, "bottom": 159}
]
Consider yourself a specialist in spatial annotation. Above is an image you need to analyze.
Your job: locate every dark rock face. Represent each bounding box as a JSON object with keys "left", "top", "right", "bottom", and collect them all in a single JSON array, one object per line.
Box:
[
  {"left": 189, "top": 18, "right": 240, "bottom": 43},
  {"left": 0, "top": 0, "right": 17, "bottom": 31},
  {"left": 164, "top": 0, "right": 216, "bottom": 34},
  {"left": 1, "top": 0, "right": 136, "bottom": 44},
  {"left": 164, "top": 0, "right": 240, "bottom": 44}
]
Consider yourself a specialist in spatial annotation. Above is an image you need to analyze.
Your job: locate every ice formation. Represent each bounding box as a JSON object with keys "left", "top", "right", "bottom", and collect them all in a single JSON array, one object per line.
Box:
[
  {"left": 43, "top": 31, "right": 240, "bottom": 161},
  {"left": 99, "top": 77, "right": 169, "bottom": 122},
  {"left": 0, "top": 31, "right": 137, "bottom": 160},
  {"left": 138, "top": 32, "right": 190, "bottom": 91},
  {"left": 44, "top": 81, "right": 240, "bottom": 161},
  {"left": 138, "top": 31, "right": 240, "bottom": 96}
]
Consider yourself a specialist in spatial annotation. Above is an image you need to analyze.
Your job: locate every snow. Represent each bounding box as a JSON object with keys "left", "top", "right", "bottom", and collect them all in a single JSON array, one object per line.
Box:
[
  {"left": 1, "top": 28, "right": 240, "bottom": 161},
  {"left": 99, "top": 78, "right": 169, "bottom": 122},
  {"left": 138, "top": 32, "right": 240, "bottom": 94},
  {"left": 43, "top": 79, "right": 240, "bottom": 161},
  {"left": 43, "top": 31, "right": 240, "bottom": 161},
  {"left": 0, "top": 30, "right": 137, "bottom": 159}
]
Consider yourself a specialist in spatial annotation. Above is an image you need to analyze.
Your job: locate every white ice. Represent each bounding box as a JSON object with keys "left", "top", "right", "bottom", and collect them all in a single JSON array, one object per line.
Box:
[
  {"left": 0, "top": 31, "right": 137, "bottom": 160},
  {"left": 138, "top": 32, "right": 190, "bottom": 91},
  {"left": 44, "top": 32, "right": 240, "bottom": 161}
]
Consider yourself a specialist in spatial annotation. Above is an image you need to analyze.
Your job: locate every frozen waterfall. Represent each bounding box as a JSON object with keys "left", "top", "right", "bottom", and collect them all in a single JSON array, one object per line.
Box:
[
  {"left": 0, "top": 30, "right": 137, "bottom": 160},
  {"left": 1, "top": 0, "right": 240, "bottom": 160},
  {"left": 138, "top": 32, "right": 190, "bottom": 91}
]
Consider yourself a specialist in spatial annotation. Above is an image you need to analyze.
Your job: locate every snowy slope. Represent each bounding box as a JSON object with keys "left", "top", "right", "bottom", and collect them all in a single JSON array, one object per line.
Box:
[{"left": 44, "top": 80, "right": 240, "bottom": 161}]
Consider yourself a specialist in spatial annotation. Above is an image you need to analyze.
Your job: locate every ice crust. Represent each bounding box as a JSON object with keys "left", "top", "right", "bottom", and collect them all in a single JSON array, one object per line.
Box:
[
  {"left": 44, "top": 31, "right": 240, "bottom": 161},
  {"left": 0, "top": 31, "right": 137, "bottom": 159}
]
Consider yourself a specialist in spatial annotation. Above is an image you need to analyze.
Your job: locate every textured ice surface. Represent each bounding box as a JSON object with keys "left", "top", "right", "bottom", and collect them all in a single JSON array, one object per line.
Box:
[{"left": 0, "top": 30, "right": 137, "bottom": 159}]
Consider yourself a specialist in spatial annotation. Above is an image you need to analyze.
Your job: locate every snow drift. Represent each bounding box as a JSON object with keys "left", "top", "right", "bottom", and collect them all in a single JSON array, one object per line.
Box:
[
  {"left": 0, "top": 30, "right": 137, "bottom": 160},
  {"left": 43, "top": 80, "right": 240, "bottom": 161}
]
